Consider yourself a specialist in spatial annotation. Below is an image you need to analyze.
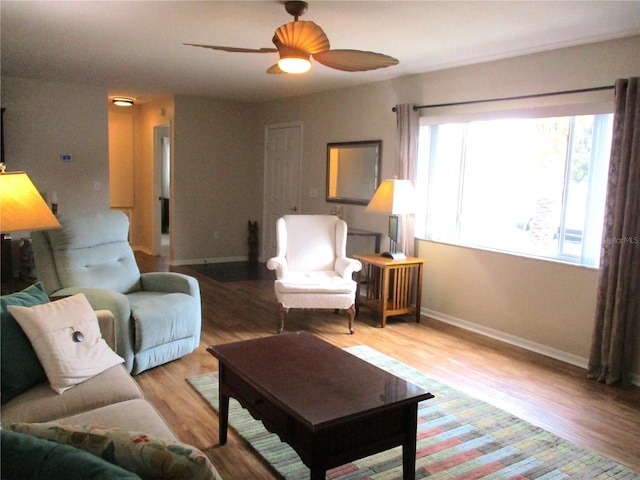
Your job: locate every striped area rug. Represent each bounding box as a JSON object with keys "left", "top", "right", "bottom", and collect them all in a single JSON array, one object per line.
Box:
[{"left": 187, "top": 345, "right": 639, "bottom": 479}]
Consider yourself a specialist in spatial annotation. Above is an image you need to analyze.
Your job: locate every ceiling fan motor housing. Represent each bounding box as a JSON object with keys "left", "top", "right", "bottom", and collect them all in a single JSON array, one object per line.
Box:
[
  {"left": 273, "top": 21, "right": 330, "bottom": 54},
  {"left": 285, "top": 1, "right": 309, "bottom": 20}
]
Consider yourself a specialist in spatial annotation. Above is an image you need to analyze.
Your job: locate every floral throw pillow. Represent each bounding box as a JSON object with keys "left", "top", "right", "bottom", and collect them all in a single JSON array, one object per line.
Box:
[{"left": 10, "top": 423, "right": 220, "bottom": 480}]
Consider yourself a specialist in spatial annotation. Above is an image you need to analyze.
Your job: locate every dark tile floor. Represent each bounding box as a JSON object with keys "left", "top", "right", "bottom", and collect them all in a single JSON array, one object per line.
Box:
[{"left": 187, "top": 261, "right": 275, "bottom": 282}]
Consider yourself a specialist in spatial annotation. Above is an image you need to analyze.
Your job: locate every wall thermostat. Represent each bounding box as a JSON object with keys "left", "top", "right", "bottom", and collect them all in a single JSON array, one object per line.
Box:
[{"left": 59, "top": 153, "right": 72, "bottom": 162}]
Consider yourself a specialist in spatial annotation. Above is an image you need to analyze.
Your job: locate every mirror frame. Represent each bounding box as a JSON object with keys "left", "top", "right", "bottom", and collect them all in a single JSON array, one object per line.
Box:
[{"left": 326, "top": 140, "right": 382, "bottom": 205}]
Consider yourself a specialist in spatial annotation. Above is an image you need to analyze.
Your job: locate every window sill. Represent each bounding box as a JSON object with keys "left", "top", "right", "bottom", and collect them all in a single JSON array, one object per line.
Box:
[{"left": 415, "top": 237, "right": 600, "bottom": 271}]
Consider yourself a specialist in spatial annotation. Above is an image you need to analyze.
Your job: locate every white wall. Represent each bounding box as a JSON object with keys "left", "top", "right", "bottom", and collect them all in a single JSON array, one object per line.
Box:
[
  {"left": 3, "top": 36, "right": 638, "bottom": 377},
  {"left": 172, "top": 95, "right": 260, "bottom": 263},
  {"left": 130, "top": 97, "right": 174, "bottom": 252},
  {"left": 417, "top": 241, "right": 599, "bottom": 365},
  {"left": 405, "top": 36, "right": 640, "bottom": 374},
  {"left": 1, "top": 77, "right": 110, "bottom": 216},
  {"left": 256, "top": 36, "right": 640, "bottom": 375},
  {"left": 108, "top": 109, "right": 134, "bottom": 208},
  {"left": 256, "top": 80, "right": 400, "bottom": 250}
]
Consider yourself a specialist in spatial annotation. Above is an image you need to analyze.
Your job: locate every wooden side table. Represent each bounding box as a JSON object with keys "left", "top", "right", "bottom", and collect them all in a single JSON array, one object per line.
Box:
[{"left": 354, "top": 254, "right": 426, "bottom": 328}]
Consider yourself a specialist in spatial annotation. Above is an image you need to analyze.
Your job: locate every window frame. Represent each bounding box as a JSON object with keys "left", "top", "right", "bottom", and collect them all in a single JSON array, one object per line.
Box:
[{"left": 415, "top": 108, "right": 613, "bottom": 268}]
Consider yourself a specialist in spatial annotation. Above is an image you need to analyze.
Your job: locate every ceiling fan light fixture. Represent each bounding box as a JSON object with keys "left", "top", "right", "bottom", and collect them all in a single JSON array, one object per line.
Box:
[
  {"left": 112, "top": 97, "right": 134, "bottom": 107},
  {"left": 184, "top": 2, "right": 399, "bottom": 75},
  {"left": 278, "top": 55, "right": 311, "bottom": 74}
]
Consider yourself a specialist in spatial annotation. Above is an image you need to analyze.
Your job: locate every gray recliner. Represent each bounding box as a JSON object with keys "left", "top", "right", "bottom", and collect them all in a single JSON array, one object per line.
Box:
[{"left": 31, "top": 209, "right": 201, "bottom": 375}]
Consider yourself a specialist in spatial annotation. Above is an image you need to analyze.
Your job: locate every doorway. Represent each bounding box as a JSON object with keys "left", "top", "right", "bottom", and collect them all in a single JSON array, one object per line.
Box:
[
  {"left": 262, "top": 122, "right": 303, "bottom": 260},
  {"left": 153, "top": 124, "right": 171, "bottom": 257}
]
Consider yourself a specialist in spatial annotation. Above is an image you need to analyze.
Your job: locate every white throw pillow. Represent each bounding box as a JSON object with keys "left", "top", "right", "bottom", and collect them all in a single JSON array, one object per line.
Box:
[{"left": 7, "top": 293, "right": 124, "bottom": 394}]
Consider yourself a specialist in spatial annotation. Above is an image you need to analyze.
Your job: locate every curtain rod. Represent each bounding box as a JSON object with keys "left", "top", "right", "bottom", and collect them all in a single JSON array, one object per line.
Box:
[{"left": 392, "top": 85, "right": 615, "bottom": 112}]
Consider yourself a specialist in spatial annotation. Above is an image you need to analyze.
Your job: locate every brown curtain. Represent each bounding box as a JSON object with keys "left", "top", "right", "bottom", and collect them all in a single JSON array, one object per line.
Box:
[
  {"left": 588, "top": 77, "right": 640, "bottom": 386},
  {"left": 396, "top": 104, "right": 419, "bottom": 257}
]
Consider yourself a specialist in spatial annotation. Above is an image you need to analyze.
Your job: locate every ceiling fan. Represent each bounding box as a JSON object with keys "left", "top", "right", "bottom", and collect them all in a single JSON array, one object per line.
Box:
[{"left": 184, "top": 1, "right": 399, "bottom": 75}]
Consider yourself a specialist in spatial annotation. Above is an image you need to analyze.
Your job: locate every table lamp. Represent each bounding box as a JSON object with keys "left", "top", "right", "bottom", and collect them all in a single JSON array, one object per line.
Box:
[
  {"left": 0, "top": 163, "right": 61, "bottom": 286},
  {"left": 366, "top": 178, "right": 415, "bottom": 260}
]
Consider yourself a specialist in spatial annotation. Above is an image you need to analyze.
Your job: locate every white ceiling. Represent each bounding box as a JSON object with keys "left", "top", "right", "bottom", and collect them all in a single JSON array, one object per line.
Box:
[{"left": 2, "top": 1, "right": 639, "bottom": 104}]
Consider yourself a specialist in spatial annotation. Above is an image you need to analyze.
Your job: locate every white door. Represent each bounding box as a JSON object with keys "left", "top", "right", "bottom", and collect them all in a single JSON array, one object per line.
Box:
[{"left": 263, "top": 122, "right": 302, "bottom": 260}]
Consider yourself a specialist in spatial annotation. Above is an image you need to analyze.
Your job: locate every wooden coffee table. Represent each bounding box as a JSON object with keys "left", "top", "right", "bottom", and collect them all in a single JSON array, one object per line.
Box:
[{"left": 208, "top": 332, "right": 433, "bottom": 480}]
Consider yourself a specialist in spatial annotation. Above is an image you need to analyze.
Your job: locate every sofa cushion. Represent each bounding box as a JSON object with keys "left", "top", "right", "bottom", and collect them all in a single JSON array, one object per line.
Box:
[
  {"left": 7, "top": 293, "right": 124, "bottom": 394},
  {"left": 128, "top": 292, "right": 200, "bottom": 351},
  {"left": 45, "top": 210, "right": 142, "bottom": 294},
  {"left": 11, "top": 423, "right": 220, "bottom": 480},
  {"left": 1, "top": 430, "right": 141, "bottom": 480},
  {"left": 0, "top": 364, "right": 142, "bottom": 426},
  {"left": 1, "top": 282, "right": 49, "bottom": 404},
  {"left": 275, "top": 271, "right": 356, "bottom": 294},
  {"left": 61, "top": 399, "right": 178, "bottom": 441}
]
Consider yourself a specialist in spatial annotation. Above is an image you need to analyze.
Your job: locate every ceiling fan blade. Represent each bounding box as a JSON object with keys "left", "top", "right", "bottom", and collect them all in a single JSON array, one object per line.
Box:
[
  {"left": 313, "top": 49, "right": 399, "bottom": 72},
  {"left": 184, "top": 43, "right": 277, "bottom": 54},
  {"left": 273, "top": 21, "right": 330, "bottom": 54},
  {"left": 267, "top": 64, "right": 285, "bottom": 74}
]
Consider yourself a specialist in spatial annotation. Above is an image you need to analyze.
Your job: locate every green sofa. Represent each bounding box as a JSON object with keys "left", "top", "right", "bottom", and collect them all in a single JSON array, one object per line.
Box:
[{"left": 1, "top": 284, "right": 220, "bottom": 479}]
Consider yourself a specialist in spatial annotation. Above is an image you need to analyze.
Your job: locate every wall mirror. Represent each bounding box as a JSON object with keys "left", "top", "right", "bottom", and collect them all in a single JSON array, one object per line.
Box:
[{"left": 326, "top": 140, "right": 381, "bottom": 205}]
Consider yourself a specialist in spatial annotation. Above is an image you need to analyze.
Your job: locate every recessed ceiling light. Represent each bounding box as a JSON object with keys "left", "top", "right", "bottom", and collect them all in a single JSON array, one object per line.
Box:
[{"left": 112, "top": 97, "right": 134, "bottom": 107}]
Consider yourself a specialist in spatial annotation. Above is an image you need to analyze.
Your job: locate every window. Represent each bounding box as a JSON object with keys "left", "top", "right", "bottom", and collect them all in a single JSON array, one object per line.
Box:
[{"left": 416, "top": 113, "right": 613, "bottom": 267}]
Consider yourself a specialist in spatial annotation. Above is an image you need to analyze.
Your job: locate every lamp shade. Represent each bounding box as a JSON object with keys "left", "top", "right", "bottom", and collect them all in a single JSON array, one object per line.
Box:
[
  {"left": 366, "top": 179, "right": 415, "bottom": 214},
  {"left": 0, "top": 171, "right": 61, "bottom": 232}
]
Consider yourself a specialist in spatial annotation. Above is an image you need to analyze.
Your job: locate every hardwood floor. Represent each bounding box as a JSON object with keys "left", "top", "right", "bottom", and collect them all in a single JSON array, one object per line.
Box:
[{"left": 133, "top": 252, "right": 640, "bottom": 478}]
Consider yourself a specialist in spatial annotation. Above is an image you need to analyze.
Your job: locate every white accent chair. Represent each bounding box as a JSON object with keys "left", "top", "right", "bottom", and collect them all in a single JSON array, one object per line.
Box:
[
  {"left": 266, "top": 215, "right": 362, "bottom": 334},
  {"left": 31, "top": 209, "right": 201, "bottom": 375}
]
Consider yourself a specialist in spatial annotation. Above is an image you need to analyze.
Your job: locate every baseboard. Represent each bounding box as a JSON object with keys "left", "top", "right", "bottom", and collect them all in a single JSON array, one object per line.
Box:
[
  {"left": 421, "top": 307, "right": 589, "bottom": 369},
  {"left": 422, "top": 308, "right": 640, "bottom": 386},
  {"left": 133, "top": 245, "right": 151, "bottom": 255},
  {"left": 171, "top": 256, "right": 248, "bottom": 266},
  {"left": 131, "top": 248, "right": 249, "bottom": 267}
]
